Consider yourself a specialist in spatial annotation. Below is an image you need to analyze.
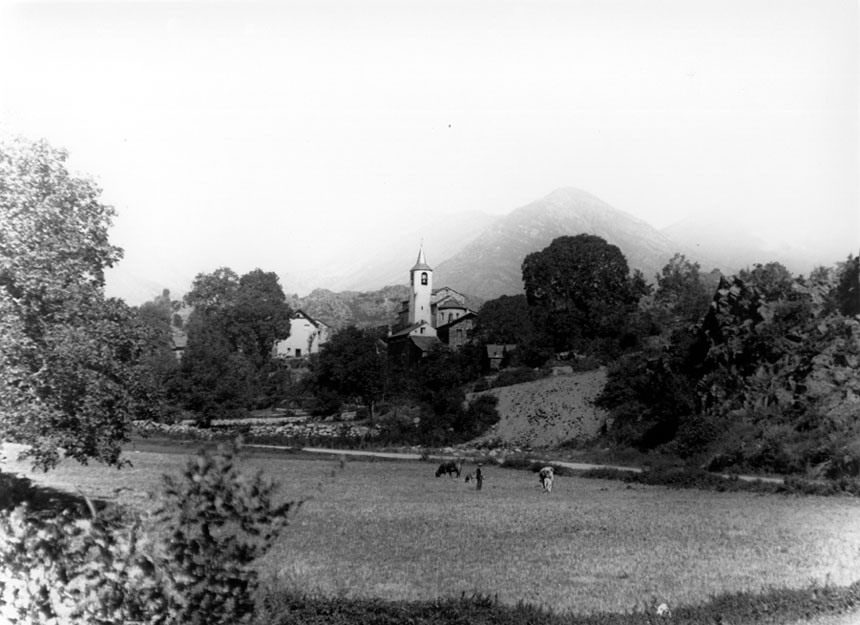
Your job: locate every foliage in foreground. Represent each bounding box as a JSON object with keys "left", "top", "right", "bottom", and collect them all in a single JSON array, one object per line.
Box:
[
  {"left": 256, "top": 580, "right": 860, "bottom": 625},
  {"left": 0, "top": 441, "right": 296, "bottom": 625}
]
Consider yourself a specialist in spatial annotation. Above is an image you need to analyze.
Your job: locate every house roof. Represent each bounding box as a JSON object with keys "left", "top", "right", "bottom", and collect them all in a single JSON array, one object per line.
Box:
[
  {"left": 293, "top": 309, "right": 321, "bottom": 328},
  {"left": 410, "top": 246, "right": 432, "bottom": 272},
  {"left": 409, "top": 336, "right": 440, "bottom": 352},
  {"left": 388, "top": 320, "right": 433, "bottom": 339}
]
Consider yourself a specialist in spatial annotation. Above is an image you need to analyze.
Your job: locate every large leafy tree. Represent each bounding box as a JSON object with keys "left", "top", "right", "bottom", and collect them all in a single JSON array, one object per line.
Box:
[
  {"left": 177, "top": 268, "right": 292, "bottom": 423},
  {"left": 313, "top": 326, "right": 386, "bottom": 421},
  {"left": 521, "top": 234, "right": 644, "bottom": 353},
  {"left": 0, "top": 135, "right": 160, "bottom": 468}
]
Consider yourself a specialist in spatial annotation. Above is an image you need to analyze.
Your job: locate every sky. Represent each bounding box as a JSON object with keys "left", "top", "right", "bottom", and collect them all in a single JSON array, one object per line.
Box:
[{"left": 1, "top": 0, "right": 857, "bottom": 302}]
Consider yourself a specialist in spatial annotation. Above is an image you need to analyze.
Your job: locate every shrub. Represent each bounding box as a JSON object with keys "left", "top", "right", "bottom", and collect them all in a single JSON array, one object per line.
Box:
[
  {"left": 473, "top": 377, "right": 491, "bottom": 392},
  {"left": 492, "top": 367, "right": 545, "bottom": 388},
  {"left": 0, "top": 440, "right": 297, "bottom": 625},
  {"left": 666, "top": 414, "right": 719, "bottom": 459}
]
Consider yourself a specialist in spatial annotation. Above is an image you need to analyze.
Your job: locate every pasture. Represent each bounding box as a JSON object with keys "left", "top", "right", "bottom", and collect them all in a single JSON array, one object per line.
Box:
[{"left": 2, "top": 443, "right": 860, "bottom": 616}]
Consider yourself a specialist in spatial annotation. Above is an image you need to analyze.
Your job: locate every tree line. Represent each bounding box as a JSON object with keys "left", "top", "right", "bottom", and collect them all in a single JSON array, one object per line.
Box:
[{"left": 2, "top": 133, "right": 858, "bottom": 476}]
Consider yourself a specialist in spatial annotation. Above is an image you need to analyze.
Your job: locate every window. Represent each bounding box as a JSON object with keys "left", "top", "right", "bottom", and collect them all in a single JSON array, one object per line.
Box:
[
  {"left": 421, "top": 272, "right": 428, "bottom": 285},
  {"left": 296, "top": 348, "right": 302, "bottom": 357}
]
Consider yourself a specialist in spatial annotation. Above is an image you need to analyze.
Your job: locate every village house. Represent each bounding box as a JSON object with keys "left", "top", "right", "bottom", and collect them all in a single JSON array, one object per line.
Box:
[{"left": 273, "top": 309, "right": 332, "bottom": 358}]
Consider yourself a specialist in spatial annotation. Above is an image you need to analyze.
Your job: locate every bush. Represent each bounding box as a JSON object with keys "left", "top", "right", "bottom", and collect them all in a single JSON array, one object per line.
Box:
[
  {"left": 0, "top": 440, "right": 297, "bottom": 625},
  {"left": 492, "top": 367, "right": 545, "bottom": 388},
  {"left": 473, "top": 377, "right": 491, "bottom": 392},
  {"left": 665, "top": 414, "right": 719, "bottom": 459}
]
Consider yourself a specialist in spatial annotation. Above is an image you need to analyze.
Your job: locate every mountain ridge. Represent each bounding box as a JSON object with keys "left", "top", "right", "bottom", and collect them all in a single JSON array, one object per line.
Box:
[{"left": 432, "top": 187, "right": 727, "bottom": 301}]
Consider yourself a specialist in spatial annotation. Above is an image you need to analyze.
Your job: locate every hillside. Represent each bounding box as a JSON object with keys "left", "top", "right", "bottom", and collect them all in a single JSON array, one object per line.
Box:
[
  {"left": 434, "top": 187, "right": 721, "bottom": 301},
  {"left": 289, "top": 284, "right": 486, "bottom": 330},
  {"left": 471, "top": 368, "right": 609, "bottom": 448},
  {"left": 286, "top": 285, "right": 410, "bottom": 330}
]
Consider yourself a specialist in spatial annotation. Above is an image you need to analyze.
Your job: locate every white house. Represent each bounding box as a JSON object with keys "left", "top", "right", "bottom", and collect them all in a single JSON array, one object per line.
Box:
[{"left": 273, "top": 309, "right": 331, "bottom": 358}]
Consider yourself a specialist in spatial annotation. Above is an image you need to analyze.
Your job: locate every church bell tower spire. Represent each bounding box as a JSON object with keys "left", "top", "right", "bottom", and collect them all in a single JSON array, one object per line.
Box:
[{"left": 408, "top": 244, "right": 433, "bottom": 327}]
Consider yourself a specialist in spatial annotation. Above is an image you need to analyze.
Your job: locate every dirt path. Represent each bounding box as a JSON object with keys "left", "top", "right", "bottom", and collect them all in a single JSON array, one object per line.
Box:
[{"left": 253, "top": 445, "right": 783, "bottom": 484}]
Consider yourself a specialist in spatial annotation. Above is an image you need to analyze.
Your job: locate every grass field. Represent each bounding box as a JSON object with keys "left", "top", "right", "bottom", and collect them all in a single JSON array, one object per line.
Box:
[{"left": 2, "top": 442, "right": 860, "bottom": 617}]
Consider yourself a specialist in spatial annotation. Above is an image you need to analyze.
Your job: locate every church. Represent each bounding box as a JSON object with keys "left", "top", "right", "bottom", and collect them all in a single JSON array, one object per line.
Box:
[{"left": 386, "top": 246, "right": 477, "bottom": 361}]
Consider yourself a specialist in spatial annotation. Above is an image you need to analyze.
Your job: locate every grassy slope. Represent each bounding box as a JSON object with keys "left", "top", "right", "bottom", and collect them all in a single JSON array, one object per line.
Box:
[
  {"left": 4, "top": 444, "right": 859, "bottom": 618},
  {"left": 472, "top": 368, "right": 609, "bottom": 448}
]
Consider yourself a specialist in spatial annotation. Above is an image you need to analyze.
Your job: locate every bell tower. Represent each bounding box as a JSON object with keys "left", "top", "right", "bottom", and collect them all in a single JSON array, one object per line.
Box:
[{"left": 408, "top": 245, "right": 433, "bottom": 327}]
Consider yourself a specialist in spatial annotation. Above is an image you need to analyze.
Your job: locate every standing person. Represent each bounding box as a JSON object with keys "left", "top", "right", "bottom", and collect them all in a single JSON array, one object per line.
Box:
[{"left": 475, "top": 463, "right": 483, "bottom": 491}]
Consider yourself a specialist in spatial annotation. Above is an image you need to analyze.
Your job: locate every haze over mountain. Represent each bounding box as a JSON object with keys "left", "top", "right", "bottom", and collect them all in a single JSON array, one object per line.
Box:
[
  {"left": 107, "top": 186, "right": 850, "bottom": 309},
  {"left": 430, "top": 187, "right": 726, "bottom": 301},
  {"left": 322, "top": 210, "right": 497, "bottom": 293},
  {"left": 660, "top": 215, "right": 849, "bottom": 278}
]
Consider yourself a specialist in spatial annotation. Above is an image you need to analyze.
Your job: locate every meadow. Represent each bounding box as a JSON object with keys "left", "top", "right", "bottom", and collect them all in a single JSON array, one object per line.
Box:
[{"left": 2, "top": 442, "right": 860, "bottom": 617}]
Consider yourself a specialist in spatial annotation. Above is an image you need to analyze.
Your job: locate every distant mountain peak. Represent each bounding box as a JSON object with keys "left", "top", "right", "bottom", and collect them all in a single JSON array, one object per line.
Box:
[{"left": 433, "top": 188, "right": 701, "bottom": 300}]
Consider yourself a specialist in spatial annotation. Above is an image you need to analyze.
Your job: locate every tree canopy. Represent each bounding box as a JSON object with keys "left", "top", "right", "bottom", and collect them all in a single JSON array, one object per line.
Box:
[
  {"left": 0, "top": 135, "right": 160, "bottom": 468},
  {"left": 521, "top": 234, "right": 645, "bottom": 353},
  {"left": 312, "top": 326, "right": 386, "bottom": 421},
  {"left": 177, "top": 267, "right": 292, "bottom": 424}
]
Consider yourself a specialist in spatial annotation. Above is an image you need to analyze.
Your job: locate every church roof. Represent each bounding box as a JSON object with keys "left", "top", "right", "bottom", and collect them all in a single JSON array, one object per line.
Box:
[
  {"left": 411, "top": 246, "right": 432, "bottom": 272},
  {"left": 436, "top": 298, "right": 468, "bottom": 310}
]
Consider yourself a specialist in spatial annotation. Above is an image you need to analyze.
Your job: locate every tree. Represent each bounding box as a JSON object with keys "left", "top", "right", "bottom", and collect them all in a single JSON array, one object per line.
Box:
[
  {"left": 475, "top": 294, "right": 534, "bottom": 345},
  {"left": 0, "top": 135, "right": 158, "bottom": 468},
  {"left": 177, "top": 308, "right": 256, "bottom": 424},
  {"left": 183, "top": 267, "right": 240, "bottom": 311},
  {"left": 176, "top": 268, "right": 292, "bottom": 423},
  {"left": 737, "top": 262, "right": 794, "bottom": 302},
  {"left": 835, "top": 254, "right": 859, "bottom": 317},
  {"left": 521, "top": 234, "right": 642, "bottom": 353},
  {"left": 228, "top": 269, "right": 293, "bottom": 369},
  {"left": 137, "top": 289, "right": 181, "bottom": 410},
  {"left": 654, "top": 253, "right": 713, "bottom": 325},
  {"left": 313, "top": 326, "right": 386, "bottom": 421}
]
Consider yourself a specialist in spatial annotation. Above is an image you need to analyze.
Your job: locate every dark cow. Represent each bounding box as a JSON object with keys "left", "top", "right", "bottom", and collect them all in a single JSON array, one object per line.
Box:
[{"left": 435, "top": 460, "right": 462, "bottom": 478}]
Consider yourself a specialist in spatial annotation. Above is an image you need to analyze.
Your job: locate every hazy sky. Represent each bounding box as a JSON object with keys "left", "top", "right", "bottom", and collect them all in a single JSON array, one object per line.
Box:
[{"left": 1, "top": 1, "right": 857, "bottom": 301}]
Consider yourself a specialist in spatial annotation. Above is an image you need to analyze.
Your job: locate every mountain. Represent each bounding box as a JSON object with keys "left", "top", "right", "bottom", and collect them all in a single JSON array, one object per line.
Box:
[
  {"left": 432, "top": 187, "right": 716, "bottom": 301},
  {"left": 287, "top": 285, "right": 410, "bottom": 330},
  {"left": 105, "top": 187, "right": 745, "bottom": 309},
  {"left": 326, "top": 210, "right": 497, "bottom": 293}
]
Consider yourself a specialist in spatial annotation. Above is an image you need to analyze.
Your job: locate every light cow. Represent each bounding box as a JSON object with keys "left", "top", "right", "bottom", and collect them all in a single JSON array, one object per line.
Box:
[{"left": 538, "top": 466, "right": 554, "bottom": 493}]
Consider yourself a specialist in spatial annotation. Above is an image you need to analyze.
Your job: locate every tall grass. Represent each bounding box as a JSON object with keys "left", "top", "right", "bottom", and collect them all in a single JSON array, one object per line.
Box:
[{"left": 3, "top": 444, "right": 860, "bottom": 618}]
